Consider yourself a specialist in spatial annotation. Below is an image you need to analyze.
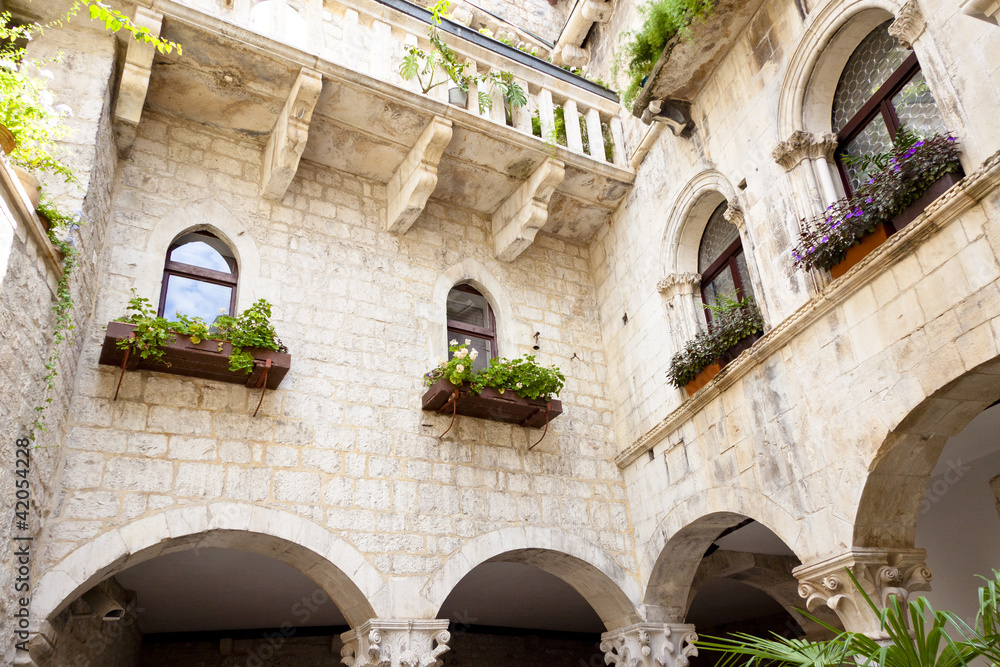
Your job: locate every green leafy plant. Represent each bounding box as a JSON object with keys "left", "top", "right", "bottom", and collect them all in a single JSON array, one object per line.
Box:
[
  {"left": 841, "top": 125, "right": 920, "bottom": 182},
  {"left": 530, "top": 106, "right": 614, "bottom": 161},
  {"left": 792, "top": 133, "right": 962, "bottom": 274},
  {"left": 699, "top": 569, "right": 1000, "bottom": 667},
  {"left": 613, "top": 0, "right": 716, "bottom": 108},
  {"left": 29, "top": 199, "right": 85, "bottom": 439},
  {"left": 400, "top": 0, "right": 526, "bottom": 114},
  {"left": 666, "top": 294, "right": 763, "bottom": 388},
  {"left": 114, "top": 292, "right": 285, "bottom": 373},
  {"left": 424, "top": 341, "right": 565, "bottom": 401}
]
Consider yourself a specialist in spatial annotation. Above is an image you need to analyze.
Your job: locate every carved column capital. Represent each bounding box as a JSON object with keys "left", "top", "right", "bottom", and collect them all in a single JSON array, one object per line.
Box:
[
  {"left": 723, "top": 200, "right": 746, "bottom": 233},
  {"left": 793, "top": 548, "right": 932, "bottom": 637},
  {"left": 340, "top": 619, "right": 451, "bottom": 667},
  {"left": 889, "top": 0, "right": 927, "bottom": 49},
  {"left": 601, "top": 623, "right": 699, "bottom": 667},
  {"left": 657, "top": 273, "right": 702, "bottom": 299},
  {"left": 773, "top": 132, "right": 838, "bottom": 171}
]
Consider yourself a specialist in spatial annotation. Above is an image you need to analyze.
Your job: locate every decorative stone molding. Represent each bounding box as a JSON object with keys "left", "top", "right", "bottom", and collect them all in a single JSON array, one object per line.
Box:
[
  {"left": 961, "top": 0, "right": 1000, "bottom": 23},
  {"left": 261, "top": 67, "right": 323, "bottom": 201},
  {"left": 601, "top": 623, "right": 699, "bottom": 667},
  {"left": 772, "top": 131, "right": 837, "bottom": 171},
  {"left": 492, "top": 158, "right": 565, "bottom": 262},
  {"left": 657, "top": 273, "right": 701, "bottom": 300},
  {"left": 888, "top": 0, "right": 927, "bottom": 49},
  {"left": 386, "top": 116, "right": 453, "bottom": 234},
  {"left": 723, "top": 200, "right": 745, "bottom": 233},
  {"left": 642, "top": 99, "right": 693, "bottom": 136},
  {"left": 113, "top": 7, "right": 163, "bottom": 157},
  {"left": 793, "top": 548, "right": 932, "bottom": 636},
  {"left": 340, "top": 620, "right": 451, "bottom": 667}
]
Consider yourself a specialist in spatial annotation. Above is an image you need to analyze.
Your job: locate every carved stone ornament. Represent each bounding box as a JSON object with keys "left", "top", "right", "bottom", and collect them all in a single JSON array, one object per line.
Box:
[
  {"left": 657, "top": 273, "right": 702, "bottom": 299},
  {"left": 601, "top": 623, "right": 699, "bottom": 667},
  {"left": 793, "top": 548, "right": 933, "bottom": 637},
  {"left": 888, "top": 0, "right": 927, "bottom": 50},
  {"left": 772, "top": 132, "right": 838, "bottom": 171},
  {"left": 340, "top": 619, "right": 451, "bottom": 667},
  {"left": 723, "top": 200, "right": 746, "bottom": 233},
  {"left": 643, "top": 99, "right": 694, "bottom": 136}
]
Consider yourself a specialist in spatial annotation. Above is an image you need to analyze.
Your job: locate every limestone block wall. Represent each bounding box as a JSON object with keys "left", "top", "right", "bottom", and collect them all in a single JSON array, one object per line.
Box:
[{"left": 35, "top": 109, "right": 634, "bottom": 620}]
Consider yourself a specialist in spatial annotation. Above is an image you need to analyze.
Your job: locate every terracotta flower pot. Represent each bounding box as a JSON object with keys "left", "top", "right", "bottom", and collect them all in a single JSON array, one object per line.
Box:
[
  {"left": 830, "top": 223, "right": 889, "bottom": 279},
  {"left": 0, "top": 123, "right": 15, "bottom": 155},
  {"left": 684, "top": 362, "right": 721, "bottom": 397},
  {"left": 12, "top": 165, "right": 41, "bottom": 209}
]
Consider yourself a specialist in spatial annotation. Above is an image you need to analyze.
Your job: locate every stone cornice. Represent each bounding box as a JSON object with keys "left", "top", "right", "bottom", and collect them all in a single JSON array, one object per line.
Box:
[{"left": 615, "top": 148, "right": 1000, "bottom": 469}]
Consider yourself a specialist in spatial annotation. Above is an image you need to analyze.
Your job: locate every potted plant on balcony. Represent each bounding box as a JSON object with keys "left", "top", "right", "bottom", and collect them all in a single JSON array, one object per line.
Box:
[
  {"left": 667, "top": 294, "right": 764, "bottom": 396},
  {"left": 422, "top": 341, "right": 565, "bottom": 438},
  {"left": 792, "top": 132, "right": 962, "bottom": 278}
]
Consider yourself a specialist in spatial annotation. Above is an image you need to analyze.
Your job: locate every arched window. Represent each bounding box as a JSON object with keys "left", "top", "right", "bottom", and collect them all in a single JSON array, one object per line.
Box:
[
  {"left": 832, "top": 20, "right": 946, "bottom": 193},
  {"left": 159, "top": 231, "right": 238, "bottom": 323},
  {"left": 446, "top": 285, "right": 496, "bottom": 371},
  {"left": 698, "top": 203, "right": 753, "bottom": 320}
]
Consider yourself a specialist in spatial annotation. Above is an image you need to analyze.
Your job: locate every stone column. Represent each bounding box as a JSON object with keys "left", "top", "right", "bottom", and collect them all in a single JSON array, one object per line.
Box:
[
  {"left": 601, "top": 623, "right": 699, "bottom": 667},
  {"left": 657, "top": 273, "right": 703, "bottom": 351},
  {"left": 793, "top": 548, "right": 932, "bottom": 638},
  {"left": 340, "top": 619, "right": 451, "bottom": 667}
]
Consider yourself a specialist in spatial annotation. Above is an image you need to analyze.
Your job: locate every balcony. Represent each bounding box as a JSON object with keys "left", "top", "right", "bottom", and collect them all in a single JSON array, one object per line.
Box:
[{"left": 115, "top": 0, "right": 634, "bottom": 260}]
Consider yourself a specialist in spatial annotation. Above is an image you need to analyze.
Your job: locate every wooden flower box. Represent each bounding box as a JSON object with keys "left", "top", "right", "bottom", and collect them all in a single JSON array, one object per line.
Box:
[
  {"left": 421, "top": 378, "right": 562, "bottom": 428},
  {"left": 98, "top": 321, "right": 291, "bottom": 390}
]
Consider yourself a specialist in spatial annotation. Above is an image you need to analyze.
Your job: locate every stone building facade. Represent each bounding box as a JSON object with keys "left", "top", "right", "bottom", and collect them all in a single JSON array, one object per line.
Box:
[{"left": 1, "top": 0, "right": 998, "bottom": 664}]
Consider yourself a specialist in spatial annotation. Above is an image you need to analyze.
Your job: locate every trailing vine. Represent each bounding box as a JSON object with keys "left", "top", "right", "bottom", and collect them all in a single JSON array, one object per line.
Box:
[{"left": 29, "top": 199, "right": 84, "bottom": 440}]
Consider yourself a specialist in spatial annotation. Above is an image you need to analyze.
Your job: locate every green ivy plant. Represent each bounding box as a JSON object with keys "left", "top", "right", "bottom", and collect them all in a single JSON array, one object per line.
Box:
[
  {"left": 424, "top": 341, "right": 565, "bottom": 401},
  {"left": 613, "top": 0, "right": 716, "bottom": 108},
  {"left": 29, "top": 199, "right": 84, "bottom": 440},
  {"left": 400, "top": 0, "right": 527, "bottom": 114},
  {"left": 114, "top": 292, "right": 285, "bottom": 373},
  {"left": 666, "top": 294, "right": 763, "bottom": 388}
]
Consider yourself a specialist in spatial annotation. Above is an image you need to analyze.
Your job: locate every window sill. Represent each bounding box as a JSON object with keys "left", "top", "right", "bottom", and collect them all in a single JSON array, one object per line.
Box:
[
  {"left": 98, "top": 321, "right": 291, "bottom": 390},
  {"left": 421, "top": 378, "right": 562, "bottom": 428}
]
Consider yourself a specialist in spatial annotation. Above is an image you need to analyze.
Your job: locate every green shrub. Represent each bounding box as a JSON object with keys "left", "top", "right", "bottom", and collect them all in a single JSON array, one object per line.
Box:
[
  {"left": 424, "top": 341, "right": 565, "bottom": 401},
  {"left": 666, "top": 294, "right": 763, "bottom": 388}
]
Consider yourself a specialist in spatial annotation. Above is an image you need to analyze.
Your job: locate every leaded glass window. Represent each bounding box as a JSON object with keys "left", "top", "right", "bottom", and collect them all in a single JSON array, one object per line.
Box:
[{"left": 698, "top": 203, "right": 754, "bottom": 321}]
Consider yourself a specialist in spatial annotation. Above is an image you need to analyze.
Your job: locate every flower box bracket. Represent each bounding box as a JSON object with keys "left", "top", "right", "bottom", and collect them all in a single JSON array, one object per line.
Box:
[
  {"left": 421, "top": 379, "right": 562, "bottom": 446},
  {"left": 99, "top": 321, "right": 291, "bottom": 408}
]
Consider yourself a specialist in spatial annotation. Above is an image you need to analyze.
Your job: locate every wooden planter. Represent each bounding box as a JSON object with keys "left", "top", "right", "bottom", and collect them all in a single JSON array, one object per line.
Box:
[
  {"left": 421, "top": 378, "right": 561, "bottom": 428},
  {"left": 830, "top": 224, "right": 889, "bottom": 279},
  {"left": 99, "top": 321, "right": 291, "bottom": 390},
  {"left": 721, "top": 331, "right": 761, "bottom": 365},
  {"left": 684, "top": 363, "right": 721, "bottom": 397}
]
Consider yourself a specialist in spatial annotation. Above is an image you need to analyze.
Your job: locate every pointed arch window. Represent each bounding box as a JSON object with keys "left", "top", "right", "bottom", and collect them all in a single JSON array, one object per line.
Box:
[
  {"left": 446, "top": 285, "right": 495, "bottom": 372},
  {"left": 833, "top": 20, "right": 947, "bottom": 194},
  {"left": 698, "top": 203, "right": 753, "bottom": 322},
  {"left": 159, "top": 231, "right": 238, "bottom": 323}
]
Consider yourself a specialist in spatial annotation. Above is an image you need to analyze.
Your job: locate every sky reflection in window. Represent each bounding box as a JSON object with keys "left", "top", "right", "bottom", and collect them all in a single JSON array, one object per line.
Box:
[
  {"left": 170, "top": 240, "right": 234, "bottom": 273},
  {"left": 162, "top": 275, "right": 232, "bottom": 323}
]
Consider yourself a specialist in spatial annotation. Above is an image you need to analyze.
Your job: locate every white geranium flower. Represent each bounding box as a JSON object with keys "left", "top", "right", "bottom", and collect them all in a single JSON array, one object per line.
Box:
[
  {"left": 456, "top": 364, "right": 465, "bottom": 373},
  {"left": 437, "top": 358, "right": 446, "bottom": 367},
  {"left": 465, "top": 339, "right": 471, "bottom": 346},
  {"left": 469, "top": 349, "right": 479, "bottom": 360},
  {"left": 456, "top": 348, "right": 468, "bottom": 359},
  {"left": 516, "top": 382, "right": 523, "bottom": 389},
  {"left": 450, "top": 339, "right": 458, "bottom": 346}
]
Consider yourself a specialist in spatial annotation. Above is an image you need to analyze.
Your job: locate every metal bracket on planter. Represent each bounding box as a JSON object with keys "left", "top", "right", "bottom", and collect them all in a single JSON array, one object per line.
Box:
[
  {"left": 436, "top": 389, "right": 460, "bottom": 440},
  {"left": 527, "top": 402, "right": 551, "bottom": 450},
  {"left": 252, "top": 358, "right": 272, "bottom": 417}
]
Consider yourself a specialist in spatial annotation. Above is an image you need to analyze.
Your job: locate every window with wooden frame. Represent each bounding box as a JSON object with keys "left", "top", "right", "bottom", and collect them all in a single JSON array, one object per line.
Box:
[
  {"left": 698, "top": 202, "right": 754, "bottom": 322},
  {"left": 446, "top": 284, "right": 496, "bottom": 372},
  {"left": 832, "top": 20, "right": 947, "bottom": 195},
  {"left": 159, "top": 231, "right": 238, "bottom": 324}
]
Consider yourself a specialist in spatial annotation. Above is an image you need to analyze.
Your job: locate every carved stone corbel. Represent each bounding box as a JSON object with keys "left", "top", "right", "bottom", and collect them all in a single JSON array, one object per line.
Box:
[
  {"left": 261, "top": 67, "right": 323, "bottom": 201},
  {"left": 493, "top": 158, "right": 565, "bottom": 262},
  {"left": 889, "top": 0, "right": 927, "bottom": 49},
  {"left": 657, "top": 273, "right": 701, "bottom": 300},
  {"left": 808, "top": 133, "right": 839, "bottom": 162},
  {"left": 552, "top": 43, "right": 590, "bottom": 68},
  {"left": 961, "top": 0, "right": 1000, "bottom": 24},
  {"left": 113, "top": 7, "right": 163, "bottom": 157},
  {"left": 386, "top": 117, "right": 453, "bottom": 234},
  {"left": 340, "top": 619, "right": 451, "bottom": 667},
  {"left": 723, "top": 200, "right": 746, "bottom": 233},
  {"left": 642, "top": 99, "right": 694, "bottom": 136},
  {"left": 772, "top": 131, "right": 814, "bottom": 172},
  {"left": 601, "top": 623, "right": 699, "bottom": 667},
  {"left": 793, "top": 548, "right": 932, "bottom": 637}
]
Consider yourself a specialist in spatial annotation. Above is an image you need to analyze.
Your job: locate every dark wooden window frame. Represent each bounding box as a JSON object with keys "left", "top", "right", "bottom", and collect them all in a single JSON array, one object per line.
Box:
[
  {"left": 834, "top": 51, "right": 921, "bottom": 197},
  {"left": 699, "top": 235, "right": 747, "bottom": 326},
  {"left": 446, "top": 284, "right": 497, "bottom": 359},
  {"left": 158, "top": 232, "right": 239, "bottom": 318}
]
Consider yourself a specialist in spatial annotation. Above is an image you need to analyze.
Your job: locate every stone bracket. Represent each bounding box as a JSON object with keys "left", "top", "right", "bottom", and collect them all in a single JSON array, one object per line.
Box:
[
  {"left": 888, "top": 0, "right": 926, "bottom": 49},
  {"left": 492, "top": 158, "right": 565, "bottom": 262},
  {"left": 601, "top": 623, "right": 699, "bottom": 667},
  {"left": 261, "top": 67, "right": 323, "bottom": 201},
  {"left": 552, "top": 0, "right": 612, "bottom": 66},
  {"left": 793, "top": 547, "right": 932, "bottom": 637},
  {"left": 340, "top": 619, "right": 451, "bottom": 667},
  {"left": 386, "top": 116, "right": 454, "bottom": 234},
  {"left": 113, "top": 7, "right": 163, "bottom": 158},
  {"left": 960, "top": 0, "right": 999, "bottom": 23},
  {"left": 642, "top": 99, "right": 693, "bottom": 136}
]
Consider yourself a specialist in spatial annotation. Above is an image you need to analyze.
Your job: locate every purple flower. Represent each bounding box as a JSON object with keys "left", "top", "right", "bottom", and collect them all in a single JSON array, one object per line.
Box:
[
  {"left": 894, "top": 166, "right": 902, "bottom": 172},
  {"left": 915, "top": 141, "right": 925, "bottom": 147},
  {"left": 947, "top": 137, "right": 957, "bottom": 142},
  {"left": 854, "top": 208, "right": 863, "bottom": 216},
  {"left": 845, "top": 211, "right": 853, "bottom": 219},
  {"left": 821, "top": 235, "right": 829, "bottom": 243},
  {"left": 808, "top": 247, "right": 815, "bottom": 255}
]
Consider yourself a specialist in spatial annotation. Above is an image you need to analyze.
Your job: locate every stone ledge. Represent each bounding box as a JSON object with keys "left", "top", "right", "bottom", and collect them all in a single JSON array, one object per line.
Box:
[
  {"left": 615, "top": 148, "right": 1000, "bottom": 469},
  {"left": 0, "top": 158, "right": 63, "bottom": 277}
]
